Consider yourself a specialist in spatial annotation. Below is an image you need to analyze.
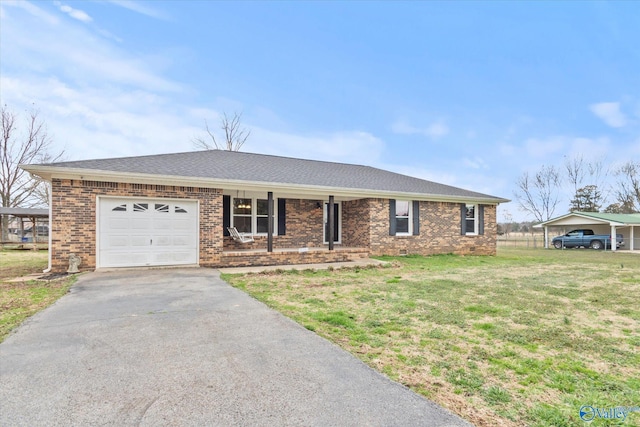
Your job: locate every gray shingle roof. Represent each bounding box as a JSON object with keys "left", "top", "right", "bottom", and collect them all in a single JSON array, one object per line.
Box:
[{"left": 34, "top": 150, "right": 507, "bottom": 202}]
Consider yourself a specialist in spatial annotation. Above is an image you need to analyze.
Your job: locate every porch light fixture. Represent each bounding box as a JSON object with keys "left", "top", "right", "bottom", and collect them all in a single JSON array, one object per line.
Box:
[{"left": 234, "top": 190, "right": 252, "bottom": 210}]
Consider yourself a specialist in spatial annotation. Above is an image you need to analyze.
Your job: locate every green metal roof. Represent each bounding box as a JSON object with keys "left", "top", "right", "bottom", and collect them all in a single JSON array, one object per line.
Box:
[
  {"left": 572, "top": 211, "right": 640, "bottom": 224},
  {"left": 539, "top": 211, "right": 640, "bottom": 226}
]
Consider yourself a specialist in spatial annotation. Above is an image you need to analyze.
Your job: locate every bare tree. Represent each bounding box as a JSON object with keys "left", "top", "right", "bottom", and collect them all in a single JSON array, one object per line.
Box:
[
  {"left": 611, "top": 160, "right": 640, "bottom": 213},
  {"left": 1, "top": 106, "right": 63, "bottom": 239},
  {"left": 564, "top": 154, "right": 585, "bottom": 196},
  {"left": 564, "top": 155, "right": 609, "bottom": 210},
  {"left": 193, "top": 112, "right": 250, "bottom": 151},
  {"left": 514, "top": 165, "right": 562, "bottom": 223}
]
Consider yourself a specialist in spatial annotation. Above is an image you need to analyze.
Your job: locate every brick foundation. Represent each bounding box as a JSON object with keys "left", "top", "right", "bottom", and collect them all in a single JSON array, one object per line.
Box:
[{"left": 220, "top": 247, "right": 369, "bottom": 268}]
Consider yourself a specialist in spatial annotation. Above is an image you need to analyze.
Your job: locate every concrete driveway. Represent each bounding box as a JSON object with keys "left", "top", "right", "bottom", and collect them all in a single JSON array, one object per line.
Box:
[{"left": 0, "top": 268, "right": 470, "bottom": 426}]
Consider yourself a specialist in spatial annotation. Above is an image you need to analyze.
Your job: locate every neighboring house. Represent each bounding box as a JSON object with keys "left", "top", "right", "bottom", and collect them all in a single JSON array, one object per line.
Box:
[
  {"left": 22, "top": 150, "right": 509, "bottom": 273},
  {"left": 536, "top": 211, "right": 640, "bottom": 251}
]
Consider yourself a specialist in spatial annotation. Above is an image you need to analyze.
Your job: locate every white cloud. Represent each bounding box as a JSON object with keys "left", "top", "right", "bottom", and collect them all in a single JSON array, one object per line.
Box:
[
  {"left": 0, "top": 75, "right": 199, "bottom": 159},
  {"left": 463, "top": 157, "right": 489, "bottom": 170},
  {"left": 107, "top": 0, "right": 168, "bottom": 20},
  {"left": 54, "top": 1, "right": 92, "bottom": 23},
  {"left": 567, "top": 137, "right": 611, "bottom": 161},
  {"left": 244, "top": 128, "right": 385, "bottom": 166},
  {"left": 524, "top": 136, "right": 566, "bottom": 158},
  {"left": 391, "top": 119, "right": 449, "bottom": 139},
  {"left": 1, "top": 1, "right": 181, "bottom": 92},
  {"left": 2, "top": 0, "right": 60, "bottom": 24},
  {"left": 589, "top": 102, "right": 627, "bottom": 128}
]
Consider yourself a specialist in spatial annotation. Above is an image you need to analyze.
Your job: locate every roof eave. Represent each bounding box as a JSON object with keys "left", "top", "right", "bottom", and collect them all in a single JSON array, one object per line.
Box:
[
  {"left": 535, "top": 212, "right": 628, "bottom": 227},
  {"left": 21, "top": 165, "right": 508, "bottom": 205}
]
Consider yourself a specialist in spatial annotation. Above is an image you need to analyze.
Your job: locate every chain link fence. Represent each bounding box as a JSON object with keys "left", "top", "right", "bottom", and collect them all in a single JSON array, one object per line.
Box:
[{"left": 497, "top": 235, "right": 545, "bottom": 249}]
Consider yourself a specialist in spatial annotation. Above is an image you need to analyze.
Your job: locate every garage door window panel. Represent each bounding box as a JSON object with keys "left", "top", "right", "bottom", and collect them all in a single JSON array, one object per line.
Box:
[
  {"left": 133, "top": 203, "right": 148, "bottom": 212},
  {"left": 155, "top": 203, "right": 169, "bottom": 213}
]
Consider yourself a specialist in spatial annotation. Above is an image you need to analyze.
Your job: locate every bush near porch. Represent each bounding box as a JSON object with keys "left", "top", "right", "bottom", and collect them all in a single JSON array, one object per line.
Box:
[{"left": 224, "top": 248, "right": 640, "bottom": 427}]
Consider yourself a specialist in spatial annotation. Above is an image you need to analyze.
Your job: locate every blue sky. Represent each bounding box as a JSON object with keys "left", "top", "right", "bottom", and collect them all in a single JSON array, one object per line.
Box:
[{"left": 1, "top": 1, "right": 639, "bottom": 221}]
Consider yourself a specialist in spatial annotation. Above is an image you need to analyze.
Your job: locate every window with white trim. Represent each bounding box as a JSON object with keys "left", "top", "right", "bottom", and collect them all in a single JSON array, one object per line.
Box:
[
  {"left": 465, "top": 204, "right": 478, "bottom": 235},
  {"left": 395, "top": 200, "right": 412, "bottom": 235},
  {"left": 232, "top": 197, "right": 274, "bottom": 235},
  {"left": 256, "top": 199, "right": 269, "bottom": 233}
]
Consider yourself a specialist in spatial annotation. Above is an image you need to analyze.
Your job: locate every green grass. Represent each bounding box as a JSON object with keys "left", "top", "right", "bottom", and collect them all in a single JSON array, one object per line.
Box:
[
  {"left": 0, "top": 249, "right": 76, "bottom": 342},
  {"left": 225, "top": 247, "right": 640, "bottom": 427}
]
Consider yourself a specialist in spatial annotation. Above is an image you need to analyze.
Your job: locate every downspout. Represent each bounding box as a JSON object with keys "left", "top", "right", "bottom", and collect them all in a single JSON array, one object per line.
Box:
[{"left": 43, "top": 187, "right": 52, "bottom": 273}]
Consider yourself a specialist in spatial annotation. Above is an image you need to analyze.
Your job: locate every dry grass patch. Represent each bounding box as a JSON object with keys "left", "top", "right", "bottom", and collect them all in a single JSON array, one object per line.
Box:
[
  {"left": 0, "top": 249, "right": 76, "bottom": 342},
  {"left": 225, "top": 248, "right": 640, "bottom": 427}
]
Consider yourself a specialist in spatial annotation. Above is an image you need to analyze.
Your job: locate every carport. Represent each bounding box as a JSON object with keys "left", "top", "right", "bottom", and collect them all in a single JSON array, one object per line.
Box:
[
  {"left": 0, "top": 207, "right": 49, "bottom": 245},
  {"left": 536, "top": 211, "right": 640, "bottom": 251}
]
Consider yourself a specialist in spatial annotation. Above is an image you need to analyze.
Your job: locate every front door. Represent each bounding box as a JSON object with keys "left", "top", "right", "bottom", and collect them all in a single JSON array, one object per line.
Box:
[{"left": 323, "top": 202, "right": 341, "bottom": 244}]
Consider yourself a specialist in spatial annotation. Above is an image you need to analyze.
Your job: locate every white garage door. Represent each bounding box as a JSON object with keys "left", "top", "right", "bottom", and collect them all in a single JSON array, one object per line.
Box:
[{"left": 98, "top": 198, "right": 198, "bottom": 268}]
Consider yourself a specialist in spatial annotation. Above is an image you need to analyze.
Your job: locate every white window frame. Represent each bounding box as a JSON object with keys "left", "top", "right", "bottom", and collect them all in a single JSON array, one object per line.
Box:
[
  {"left": 395, "top": 200, "right": 412, "bottom": 236},
  {"left": 231, "top": 197, "right": 277, "bottom": 236},
  {"left": 465, "top": 204, "right": 478, "bottom": 235}
]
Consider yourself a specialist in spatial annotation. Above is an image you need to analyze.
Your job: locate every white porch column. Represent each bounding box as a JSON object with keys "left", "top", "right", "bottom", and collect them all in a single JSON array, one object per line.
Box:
[
  {"left": 544, "top": 226, "right": 549, "bottom": 249},
  {"left": 611, "top": 225, "right": 617, "bottom": 252},
  {"left": 631, "top": 226, "right": 635, "bottom": 251}
]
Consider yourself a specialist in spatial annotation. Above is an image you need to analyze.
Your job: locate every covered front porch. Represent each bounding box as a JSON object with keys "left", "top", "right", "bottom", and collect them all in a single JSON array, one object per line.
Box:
[{"left": 219, "top": 187, "right": 372, "bottom": 268}]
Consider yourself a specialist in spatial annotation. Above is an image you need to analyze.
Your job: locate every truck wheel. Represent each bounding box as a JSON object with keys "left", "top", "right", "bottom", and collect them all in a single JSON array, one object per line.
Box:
[
  {"left": 590, "top": 240, "right": 603, "bottom": 250},
  {"left": 553, "top": 241, "right": 563, "bottom": 249}
]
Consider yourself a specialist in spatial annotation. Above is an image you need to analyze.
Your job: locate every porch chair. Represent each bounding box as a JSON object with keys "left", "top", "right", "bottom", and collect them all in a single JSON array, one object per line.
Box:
[{"left": 227, "top": 227, "right": 255, "bottom": 244}]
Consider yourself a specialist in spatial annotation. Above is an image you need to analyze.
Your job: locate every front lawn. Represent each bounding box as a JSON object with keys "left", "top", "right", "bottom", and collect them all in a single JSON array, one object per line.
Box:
[
  {"left": 224, "top": 248, "right": 640, "bottom": 427},
  {"left": 0, "top": 250, "right": 76, "bottom": 342}
]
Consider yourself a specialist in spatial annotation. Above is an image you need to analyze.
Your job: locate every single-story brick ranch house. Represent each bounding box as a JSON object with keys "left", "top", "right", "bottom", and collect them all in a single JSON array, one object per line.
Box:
[{"left": 22, "top": 150, "right": 509, "bottom": 273}]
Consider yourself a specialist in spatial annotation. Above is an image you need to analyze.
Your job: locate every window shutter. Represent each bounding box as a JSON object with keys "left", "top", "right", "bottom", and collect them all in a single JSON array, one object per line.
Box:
[
  {"left": 412, "top": 200, "right": 420, "bottom": 236},
  {"left": 223, "top": 195, "right": 230, "bottom": 236},
  {"left": 277, "top": 198, "right": 286, "bottom": 236},
  {"left": 389, "top": 199, "right": 396, "bottom": 236},
  {"left": 478, "top": 205, "right": 485, "bottom": 235},
  {"left": 460, "top": 203, "right": 466, "bottom": 235}
]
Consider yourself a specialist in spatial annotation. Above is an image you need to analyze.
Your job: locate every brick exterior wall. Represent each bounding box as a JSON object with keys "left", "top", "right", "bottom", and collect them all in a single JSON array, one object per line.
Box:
[
  {"left": 368, "top": 199, "right": 497, "bottom": 256},
  {"left": 342, "top": 199, "right": 371, "bottom": 247},
  {"left": 50, "top": 179, "right": 223, "bottom": 272},
  {"left": 50, "top": 180, "right": 497, "bottom": 273},
  {"left": 223, "top": 197, "right": 496, "bottom": 257}
]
